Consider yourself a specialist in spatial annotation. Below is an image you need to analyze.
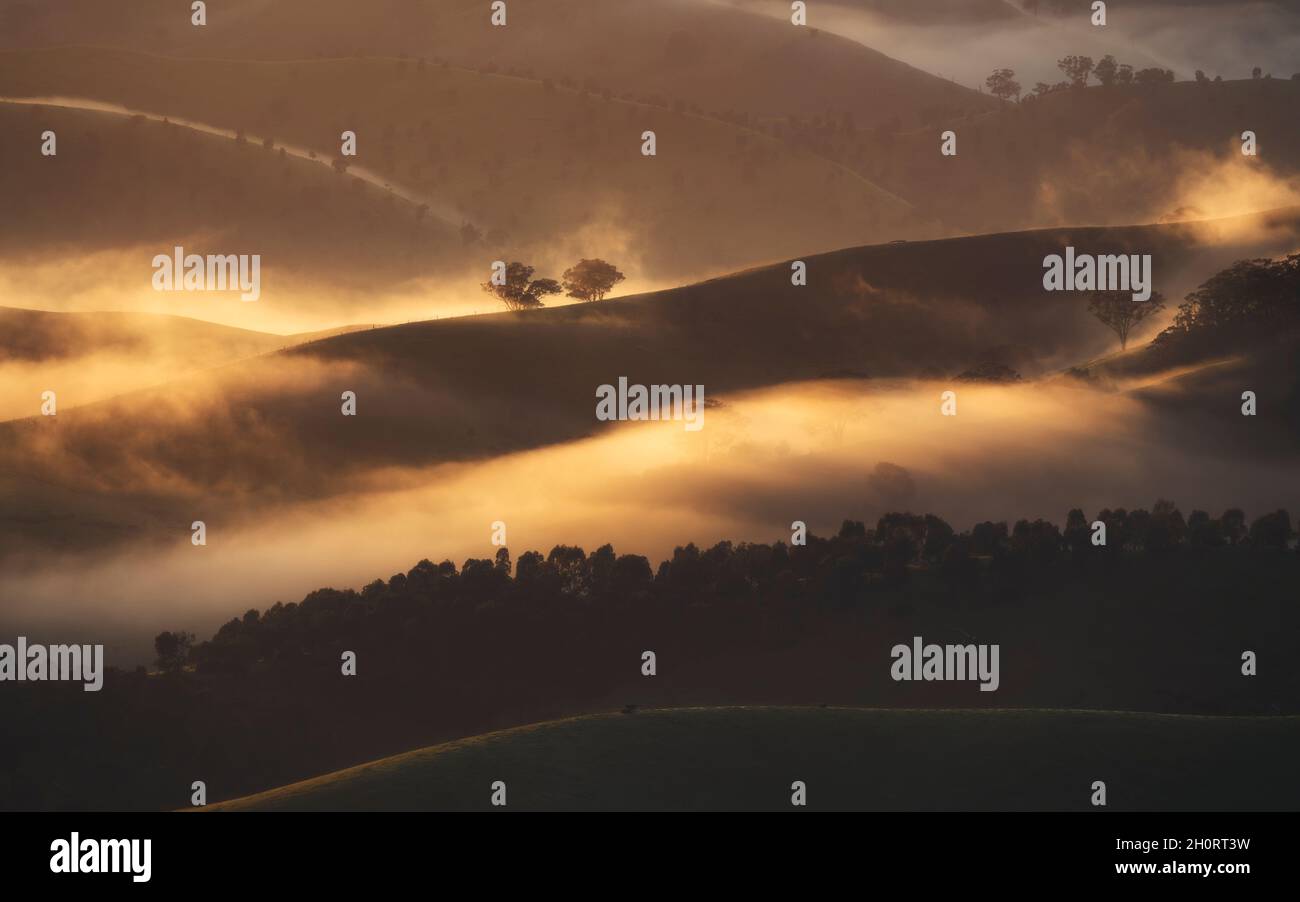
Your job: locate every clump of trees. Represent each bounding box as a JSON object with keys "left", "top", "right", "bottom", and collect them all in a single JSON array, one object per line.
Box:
[
  {"left": 1152, "top": 254, "right": 1300, "bottom": 352},
  {"left": 1083, "top": 254, "right": 1300, "bottom": 355},
  {"left": 482, "top": 258, "right": 625, "bottom": 310},
  {"left": 994, "top": 54, "right": 1175, "bottom": 100}
]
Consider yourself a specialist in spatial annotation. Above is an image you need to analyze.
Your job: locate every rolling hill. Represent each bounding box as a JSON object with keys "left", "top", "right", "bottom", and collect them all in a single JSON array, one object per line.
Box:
[
  {"left": 204, "top": 706, "right": 1300, "bottom": 811},
  {"left": 0, "top": 46, "right": 924, "bottom": 290},
  {"left": 0, "top": 0, "right": 999, "bottom": 128},
  {"left": 2, "top": 208, "right": 1296, "bottom": 555}
]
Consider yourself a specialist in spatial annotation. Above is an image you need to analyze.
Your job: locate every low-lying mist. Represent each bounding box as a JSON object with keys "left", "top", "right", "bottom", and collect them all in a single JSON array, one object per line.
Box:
[{"left": 3, "top": 374, "right": 1294, "bottom": 666}]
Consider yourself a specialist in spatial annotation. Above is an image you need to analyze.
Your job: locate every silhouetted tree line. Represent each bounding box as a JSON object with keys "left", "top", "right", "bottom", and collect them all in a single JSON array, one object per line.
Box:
[
  {"left": 174, "top": 503, "right": 1295, "bottom": 676},
  {"left": 1152, "top": 254, "right": 1300, "bottom": 352},
  {"left": 989, "top": 54, "right": 1176, "bottom": 103}
]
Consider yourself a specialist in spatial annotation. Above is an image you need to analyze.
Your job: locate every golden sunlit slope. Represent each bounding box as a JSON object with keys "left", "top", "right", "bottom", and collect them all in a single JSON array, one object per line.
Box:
[
  {"left": 203, "top": 706, "right": 1300, "bottom": 811},
  {"left": 0, "top": 0, "right": 999, "bottom": 129},
  {"left": 2, "top": 208, "right": 1295, "bottom": 556},
  {"left": 0, "top": 47, "right": 921, "bottom": 286}
]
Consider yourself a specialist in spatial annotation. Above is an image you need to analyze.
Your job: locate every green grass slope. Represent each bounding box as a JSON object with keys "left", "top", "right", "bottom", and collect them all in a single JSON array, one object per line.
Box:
[{"left": 205, "top": 705, "right": 1300, "bottom": 811}]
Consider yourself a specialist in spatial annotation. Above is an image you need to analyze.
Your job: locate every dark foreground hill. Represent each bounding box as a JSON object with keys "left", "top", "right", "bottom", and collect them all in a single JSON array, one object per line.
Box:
[
  {"left": 205, "top": 706, "right": 1300, "bottom": 811},
  {"left": 3, "top": 519, "right": 1296, "bottom": 810}
]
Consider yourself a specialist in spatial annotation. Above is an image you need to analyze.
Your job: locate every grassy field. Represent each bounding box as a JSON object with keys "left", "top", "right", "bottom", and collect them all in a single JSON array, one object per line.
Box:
[{"left": 205, "top": 705, "right": 1300, "bottom": 811}]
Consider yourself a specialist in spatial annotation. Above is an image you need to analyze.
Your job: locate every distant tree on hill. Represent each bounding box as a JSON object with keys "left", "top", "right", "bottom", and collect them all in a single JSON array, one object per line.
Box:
[
  {"left": 985, "top": 68, "right": 1022, "bottom": 102},
  {"left": 1058, "top": 55, "right": 1094, "bottom": 87},
  {"left": 1250, "top": 510, "right": 1293, "bottom": 550},
  {"left": 1117, "top": 63, "right": 1135, "bottom": 86},
  {"left": 1222, "top": 509, "right": 1247, "bottom": 545},
  {"left": 154, "top": 630, "right": 195, "bottom": 674},
  {"left": 1088, "top": 291, "right": 1166, "bottom": 350},
  {"left": 562, "top": 258, "right": 626, "bottom": 302},
  {"left": 481, "top": 262, "right": 562, "bottom": 311},
  {"left": 1253, "top": 67, "right": 1263, "bottom": 80},
  {"left": 1187, "top": 510, "right": 1225, "bottom": 548},
  {"left": 1134, "top": 67, "right": 1176, "bottom": 85},
  {"left": 1094, "top": 55, "right": 1119, "bottom": 87}
]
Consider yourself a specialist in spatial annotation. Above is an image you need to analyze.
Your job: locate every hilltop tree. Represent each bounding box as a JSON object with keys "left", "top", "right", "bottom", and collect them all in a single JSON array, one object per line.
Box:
[
  {"left": 562, "top": 258, "right": 626, "bottom": 302},
  {"left": 1134, "top": 67, "right": 1175, "bottom": 85},
  {"left": 985, "top": 68, "right": 1022, "bottom": 102},
  {"left": 1249, "top": 510, "right": 1292, "bottom": 550},
  {"left": 1058, "top": 55, "right": 1094, "bottom": 87},
  {"left": 154, "top": 630, "right": 195, "bottom": 674},
  {"left": 481, "top": 262, "right": 562, "bottom": 311},
  {"left": 1094, "top": 55, "right": 1119, "bottom": 87},
  {"left": 1087, "top": 291, "right": 1166, "bottom": 350}
]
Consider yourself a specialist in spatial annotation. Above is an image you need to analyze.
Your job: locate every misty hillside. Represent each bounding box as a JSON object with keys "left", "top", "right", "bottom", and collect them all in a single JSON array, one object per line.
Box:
[
  {"left": 1, "top": 208, "right": 1295, "bottom": 555},
  {"left": 0, "top": 0, "right": 998, "bottom": 128},
  {"left": 0, "top": 307, "right": 281, "bottom": 364},
  {"left": 799, "top": 76, "right": 1300, "bottom": 230},
  {"left": 0, "top": 308, "right": 374, "bottom": 421}
]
